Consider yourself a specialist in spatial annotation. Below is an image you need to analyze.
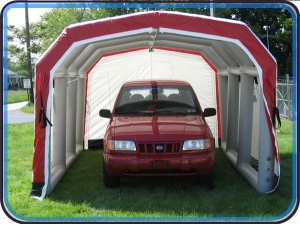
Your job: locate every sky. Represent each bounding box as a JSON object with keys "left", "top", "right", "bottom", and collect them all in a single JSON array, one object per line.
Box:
[
  {"left": 6, "top": 7, "right": 51, "bottom": 27},
  {"left": 1, "top": 0, "right": 300, "bottom": 224},
  {"left": 3, "top": 2, "right": 52, "bottom": 27}
]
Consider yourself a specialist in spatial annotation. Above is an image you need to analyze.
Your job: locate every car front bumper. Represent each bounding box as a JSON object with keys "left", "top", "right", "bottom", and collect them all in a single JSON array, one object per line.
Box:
[{"left": 103, "top": 151, "right": 214, "bottom": 176}]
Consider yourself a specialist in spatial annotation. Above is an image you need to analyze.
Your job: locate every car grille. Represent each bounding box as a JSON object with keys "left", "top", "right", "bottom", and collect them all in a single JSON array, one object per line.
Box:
[{"left": 137, "top": 142, "right": 182, "bottom": 154}]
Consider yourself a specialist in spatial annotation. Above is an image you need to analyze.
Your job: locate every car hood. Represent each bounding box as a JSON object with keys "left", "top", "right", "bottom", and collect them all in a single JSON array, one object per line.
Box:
[{"left": 110, "top": 115, "right": 209, "bottom": 141}]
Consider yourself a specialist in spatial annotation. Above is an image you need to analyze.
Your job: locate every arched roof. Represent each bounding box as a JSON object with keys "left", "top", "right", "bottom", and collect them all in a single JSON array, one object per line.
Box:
[{"left": 37, "top": 11, "right": 276, "bottom": 76}]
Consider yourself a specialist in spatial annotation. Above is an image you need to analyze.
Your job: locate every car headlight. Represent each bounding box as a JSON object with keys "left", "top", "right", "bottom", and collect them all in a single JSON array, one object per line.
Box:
[
  {"left": 183, "top": 139, "right": 211, "bottom": 150},
  {"left": 106, "top": 140, "right": 136, "bottom": 151}
]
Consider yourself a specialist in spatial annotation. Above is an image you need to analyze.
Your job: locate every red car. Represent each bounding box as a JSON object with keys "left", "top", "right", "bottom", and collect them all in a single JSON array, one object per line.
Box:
[{"left": 100, "top": 80, "right": 216, "bottom": 188}]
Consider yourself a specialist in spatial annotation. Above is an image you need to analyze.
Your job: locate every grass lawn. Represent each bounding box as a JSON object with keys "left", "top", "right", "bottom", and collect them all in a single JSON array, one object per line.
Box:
[
  {"left": 5, "top": 90, "right": 29, "bottom": 104},
  {"left": 4, "top": 121, "right": 295, "bottom": 223},
  {"left": 20, "top": 103, "right": 35, "bottom": 114}
]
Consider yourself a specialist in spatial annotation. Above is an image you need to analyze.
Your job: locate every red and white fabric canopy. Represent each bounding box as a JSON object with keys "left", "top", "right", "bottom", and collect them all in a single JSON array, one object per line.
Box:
[{"left": 32, "top": 11, "right": 279, "bottom": 199}]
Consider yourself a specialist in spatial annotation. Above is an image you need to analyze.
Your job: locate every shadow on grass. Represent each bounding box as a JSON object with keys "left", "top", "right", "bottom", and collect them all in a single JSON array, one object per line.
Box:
[{"left": 48, "top": 148, "right": 294, "bottom": 221}]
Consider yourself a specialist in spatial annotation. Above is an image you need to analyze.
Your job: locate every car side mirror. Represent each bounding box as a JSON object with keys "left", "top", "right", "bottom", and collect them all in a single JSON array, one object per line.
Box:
[
  {"left": 99, "top": 109, "right": 111, "bottom": 118},
  {"left": 203, "top": 108, "right": 216, "bottom": 117}
]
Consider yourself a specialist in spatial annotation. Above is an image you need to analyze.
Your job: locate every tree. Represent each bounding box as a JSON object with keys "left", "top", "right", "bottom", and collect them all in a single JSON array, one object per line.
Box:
[
  {"left": 36, "top": 2, "right": 140, "bottom": 52},
  {"left": 223, "top": 8, "right": 292, "bottom": 79},
  {"left": 7, "top": 23, "right": 42, "bottom": 76}
]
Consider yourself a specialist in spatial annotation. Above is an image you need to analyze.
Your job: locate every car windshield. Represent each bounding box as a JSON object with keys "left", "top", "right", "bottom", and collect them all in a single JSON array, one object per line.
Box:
[{"left": 114, "top": 85, "right": 200, "bottom": 116}]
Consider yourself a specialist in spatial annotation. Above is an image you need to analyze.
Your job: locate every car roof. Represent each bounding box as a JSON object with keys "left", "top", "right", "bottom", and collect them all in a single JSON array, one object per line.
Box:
[{"left": 122, "top": 79, "right": 190, "bottom": 87}]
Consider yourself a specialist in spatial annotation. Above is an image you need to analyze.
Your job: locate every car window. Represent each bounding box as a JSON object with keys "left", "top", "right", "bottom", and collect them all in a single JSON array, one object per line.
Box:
[{"left": 114, "top": 86, "right": 199, "bottom": 115}]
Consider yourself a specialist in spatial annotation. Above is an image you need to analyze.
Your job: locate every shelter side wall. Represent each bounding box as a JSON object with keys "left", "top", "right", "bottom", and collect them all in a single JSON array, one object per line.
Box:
[
  {"left": 237, "top": 74, "right": 254, "bottom": 164},
  {"left": 47, "top": 75, "right": 85, "bottom": 195},
  {"left": 236, "top": 79, "right": 276, "bottom": 193},
  {"left": 51, "top": 77, "right": 67, "bottom": 172},
  {"left": 218, "top": 75, "right": 228, "bottom": 151},
  {"left": 251, "top": 80, "right": 260, "bottom": 160},
  {"left": 66, "top": 76, "right": 78, "bottom": 164},
  {"left": 219, "top": 71, "right": 277, "bottom": 193},
  {"left": 226, "top": 73, "right": 240, "bottom": 155},
  {"left": 257, "top": 89, "right": 275, "bottom": 193},
  {"left": 48, "top": 77, "right": 67, "bottom": 194},
  {"left": 76, "top": 77, "right": 86, "bottom": 152}
]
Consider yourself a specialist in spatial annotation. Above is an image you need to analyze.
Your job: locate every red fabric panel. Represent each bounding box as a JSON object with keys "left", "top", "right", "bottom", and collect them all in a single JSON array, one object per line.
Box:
[{"left": 33, "top": 69, "right": 49, "bottom": 182}]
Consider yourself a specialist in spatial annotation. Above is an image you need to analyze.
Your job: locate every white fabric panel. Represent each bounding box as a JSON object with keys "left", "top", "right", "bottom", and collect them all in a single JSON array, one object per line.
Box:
[
  {"left": 85, "top": 49, "right": 217, "bottom": 147},
  {"left": 153, "top": 51, "right": 217, "bottom": 138},
  {"left": 85, "top": 72, "right": 109, "bottom": 148},
  {"left": 85, "top": 50, "right": 153, "bottom": 147},
  {"left": 251, "top": 80, "right": 260, "bottom": 160}
]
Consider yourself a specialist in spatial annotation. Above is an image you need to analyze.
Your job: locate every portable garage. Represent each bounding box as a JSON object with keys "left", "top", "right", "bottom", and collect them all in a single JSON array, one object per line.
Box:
[{"left": 31, "top": 11, "right": 280, "bottom": 199}]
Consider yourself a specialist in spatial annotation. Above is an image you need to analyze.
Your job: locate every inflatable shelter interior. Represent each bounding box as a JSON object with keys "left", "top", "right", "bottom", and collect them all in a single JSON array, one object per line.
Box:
[{"left": 31, "top": 11, "right": 280, "bottom": 199}]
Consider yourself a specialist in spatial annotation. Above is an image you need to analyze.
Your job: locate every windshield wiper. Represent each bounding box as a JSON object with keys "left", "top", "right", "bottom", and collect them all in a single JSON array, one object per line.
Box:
[
  {"left": 116, "top": 111, "right": 154, "bottom": 115},
  {"left": 155, "top": 110, "right": 187, "bottom": 115}
]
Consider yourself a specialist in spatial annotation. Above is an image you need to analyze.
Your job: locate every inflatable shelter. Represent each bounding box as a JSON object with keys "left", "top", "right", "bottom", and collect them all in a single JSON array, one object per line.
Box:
[{"left": 31, "top": 11, "right": 280, "bottom": 199}]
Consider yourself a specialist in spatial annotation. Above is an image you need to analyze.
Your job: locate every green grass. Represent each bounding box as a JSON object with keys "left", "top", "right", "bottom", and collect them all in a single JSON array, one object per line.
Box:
[
  {"left": 5, "top": 90, "right": 28, "bottom": 104},
  {"left": 20, "top": 103, "right": 35, "bottom": 114},
  {"left": 4, "top": 121, "right": 295, "bottom": 222}
]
